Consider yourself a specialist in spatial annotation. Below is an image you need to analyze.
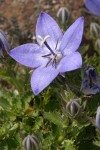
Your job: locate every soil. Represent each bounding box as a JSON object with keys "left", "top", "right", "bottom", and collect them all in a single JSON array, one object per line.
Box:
[
  {"left": 0, "top": 0, "right": 85, "bottom": 32},
  {"left": 0, "top": 0, "right": 98, "bottom": 46}
]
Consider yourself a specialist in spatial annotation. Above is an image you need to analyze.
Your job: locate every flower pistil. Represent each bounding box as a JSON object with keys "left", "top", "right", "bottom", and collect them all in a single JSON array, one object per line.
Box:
[{"left": 38, "top": 35, "right": 63, "bottom": 68}]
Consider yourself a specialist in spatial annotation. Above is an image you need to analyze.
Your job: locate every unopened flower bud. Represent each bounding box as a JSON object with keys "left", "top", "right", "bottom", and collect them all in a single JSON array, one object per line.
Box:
[
  {"left": 57, "top": 7, "right": 70, "bottom": 25},
  {"left": 96, "top": 106, "right": 100, "bottom": 129},
  {"left": 23, "top": 134, "right": 40, "bottom": 150},
  {"left": 0, "top": 30, "right": 9, "bottom": 53},
  {"left": 66, "top": 99, "right": 81, "bottom": 117},
  {"left": 95, "top": 38, "right": 100, "bottom": 50},
  {"left": 81, "top": 66, "right": 100, "bottom": 95},
  {"left": 90, "top": 22, "right": 100, "bottom": 38}
]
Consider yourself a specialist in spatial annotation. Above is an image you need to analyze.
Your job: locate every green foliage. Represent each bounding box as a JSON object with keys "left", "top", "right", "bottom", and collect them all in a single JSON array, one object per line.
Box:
[
  {"left": 1, "top": 47, "right": 100, "bottom": 150},
  {"left": 44, "top": 111, "right": 64, "bottom": 127},
  {"left": 0, "top": 11, "right": 100, "bottom": 150}
]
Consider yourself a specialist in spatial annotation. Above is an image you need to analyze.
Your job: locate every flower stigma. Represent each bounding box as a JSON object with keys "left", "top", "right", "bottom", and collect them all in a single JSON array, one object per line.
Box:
[
  {"left": 38, "top": 35, "right": 50, "bottom": 47},
  {"left": 38, "top": 35, "right": 63, "bottom": 68}
]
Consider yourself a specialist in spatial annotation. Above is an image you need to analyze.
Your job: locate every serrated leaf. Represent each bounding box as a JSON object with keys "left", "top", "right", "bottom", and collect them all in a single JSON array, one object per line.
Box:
[
  {"left": 44, "top": 111, "right": 63, "bottom": 127},
  {"left": 62, "top": 140, "right": 75, "bottom": 150},
  {"left": 34, "top": 117, "right": 43, "bottom": 129}
]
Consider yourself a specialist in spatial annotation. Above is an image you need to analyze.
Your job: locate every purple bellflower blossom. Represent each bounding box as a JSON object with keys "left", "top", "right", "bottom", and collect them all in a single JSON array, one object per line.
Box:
[
  {"left": 0, "top": 30, "right": 9, "bottom": 55},
  {"left": 85, "top": 0, "right": 100, "bottom": 16},
  {"left": 9, "top": 12, "right": 84, "bottom": 95}
]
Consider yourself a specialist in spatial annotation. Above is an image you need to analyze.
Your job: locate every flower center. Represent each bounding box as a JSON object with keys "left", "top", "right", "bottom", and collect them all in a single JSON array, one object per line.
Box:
[{"left": 38, "top": 35, "right": 63, "bottom": 67}]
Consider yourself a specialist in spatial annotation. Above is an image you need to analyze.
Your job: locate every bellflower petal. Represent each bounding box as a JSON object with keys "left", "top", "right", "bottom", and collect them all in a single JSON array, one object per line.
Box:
[
  {"left": 60, "top": 17, "right": 84, "bottom": 55},
  {"left": 9, "top": 44, "right": 49, "bottom": 68},
  {"left": 85, "top": 0, "right": 100, "bottom": 16},
  {"left": 31, "top": 66, "right": 59, "bottom": 95},
  {"left": 57, "top": 52, "right": 82, "bottom": 73},
  {"left": 36, "top": 12, "right": 63, "bottom": 50}
]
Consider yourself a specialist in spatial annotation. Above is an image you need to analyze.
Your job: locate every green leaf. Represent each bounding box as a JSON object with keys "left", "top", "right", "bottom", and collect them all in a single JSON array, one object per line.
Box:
[
  {"left": 93, "top": 141, "right": 100, "bottom": 147},
  {"left": 44, "top": 111, "right": 64, "bottom": 127},
  {"left": 34, "top": 117, "right": 43, "bottom": 129},
  {"left": 62, "top": 139, "right": 75, "bottom": 150}
]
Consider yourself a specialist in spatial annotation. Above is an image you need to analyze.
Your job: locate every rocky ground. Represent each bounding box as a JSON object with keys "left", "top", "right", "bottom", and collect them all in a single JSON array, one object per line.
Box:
[{"left": 0, "top": 0, "right": 85, "bottom": 30}]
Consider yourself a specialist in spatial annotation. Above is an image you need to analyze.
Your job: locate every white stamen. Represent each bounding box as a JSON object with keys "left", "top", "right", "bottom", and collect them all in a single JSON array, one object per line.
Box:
[
  {"left": 37, "top": 35, "right": 50, "bottom": 47},
  {"left": 50, "top": 52, "right": 63, "bottom": 63}
]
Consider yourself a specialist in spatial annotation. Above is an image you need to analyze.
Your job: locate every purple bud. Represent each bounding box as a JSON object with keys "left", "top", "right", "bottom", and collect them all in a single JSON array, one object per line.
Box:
[
  {"left": 81, "top": 66, "right": 100, "bottom": 95},
  {"left": 66, "top": 99, "right": 81, "bottom": 117},
  {"left": 96, "top": 106, "right": 100, "bottom": 129},
  {"left": 23, "top": 134, "right": 40, "bottom": 150},
  {"left": 90, "top": 22, "right": 100, "bottom": 38},
  {"left": 0, "top": 29, "right": 9, "bottom": 54},
  {"left": 95, "top": 38, "right": 100, "bottom": 51},
  {"left": 57, "top": 7, "right": 70, "bottom": 25}
]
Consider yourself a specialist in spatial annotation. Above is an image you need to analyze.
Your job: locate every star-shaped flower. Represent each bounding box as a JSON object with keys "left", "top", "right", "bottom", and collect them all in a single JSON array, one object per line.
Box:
[
  {"left": 85, "top": 0, "right": 100, "bottom": 16},
  {"left": 9, "top": 12, "right": 84, "bottom": 95},
  {"left": 0, "top": 30, "right": 9, "bottom": 55}
]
